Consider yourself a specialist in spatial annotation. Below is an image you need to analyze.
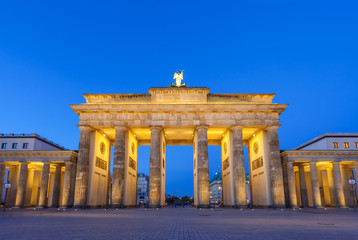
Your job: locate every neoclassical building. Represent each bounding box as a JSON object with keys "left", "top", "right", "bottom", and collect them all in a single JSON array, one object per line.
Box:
[
  {"left": 70, "top": 86, "right": 288, "bottom": 208},
  {"left": 0, "top": 134, "right": 77, "bottom": 208},
  {"left": 282, "top": 133, "right": 358, "bottom": 208}
]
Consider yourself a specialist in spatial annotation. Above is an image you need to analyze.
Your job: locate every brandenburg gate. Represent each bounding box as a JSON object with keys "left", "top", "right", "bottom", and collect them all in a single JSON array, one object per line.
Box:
[{"left": 71, "top": 78, "right": 288, "bottom": 208}]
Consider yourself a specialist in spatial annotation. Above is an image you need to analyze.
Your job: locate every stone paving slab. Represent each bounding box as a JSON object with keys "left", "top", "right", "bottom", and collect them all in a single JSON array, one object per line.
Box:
[{"left": 0, "top": 208, "right": 358, "bottom": 240}]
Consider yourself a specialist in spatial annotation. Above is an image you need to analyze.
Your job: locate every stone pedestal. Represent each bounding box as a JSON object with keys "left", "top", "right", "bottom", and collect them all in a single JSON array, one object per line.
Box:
[
  {"left": 112, "top": 126, "right": 127, "bottom": 207},
  {"left": 310, "top": 162, "right": 322, "bottom": 208},
  {"left": 332, "top": 162, "right": 346, "bottom": 207},
  {"left": 232, "top": 127, "right": 247, "bottom": 207},
  {"left": 15, "top": 163, "right": 28, "bottom": 208},
  {"left": 266, "top": 127, "right": 285, "bottom": 207},
  {"left": 149, "top": 127, "right": 162, "bottom": 208},
  {"left": 61, "top": 163, "right": 72, "bottom": 207},
  {"left": 38, "top": 163, "right": 50, "bottom": 208},
  {"left": 74, "top": 126, "right": 92, "bottom": 208},
  {"left": 286, "top": 162, "right": 298, "bottom": 208},
  {"left": 196, "top": 127, "right": 209, "bottom": 208},
  {"left": 51, "top": 165, "right": 62, "bottom": 207},
  {"left": 299, "top": 165, "right": 308, "bottom": 207}
]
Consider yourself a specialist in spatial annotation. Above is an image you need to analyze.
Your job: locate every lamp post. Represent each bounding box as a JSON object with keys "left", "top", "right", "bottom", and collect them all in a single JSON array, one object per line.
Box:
[{"left": 348, "top": 176, "right": 356, "bottom": 211}]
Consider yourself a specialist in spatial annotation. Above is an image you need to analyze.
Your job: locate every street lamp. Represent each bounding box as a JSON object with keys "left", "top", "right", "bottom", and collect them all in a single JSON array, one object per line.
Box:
[{"left": 348, "top": 176, "right": 356, "bottom": 210}]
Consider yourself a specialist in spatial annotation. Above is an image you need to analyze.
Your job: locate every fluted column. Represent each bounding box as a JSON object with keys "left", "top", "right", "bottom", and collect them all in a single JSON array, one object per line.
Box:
[
  {"left": 51, "top": 165, "right": 61, "bottom": 207},
  {"left": 149, "top": 127, "right": 162, "bottom": 207},
  {"left": 74, "top": 126, "right": 92, "bottom": 207},
  {"left": 231, "top": 127, "right": 247, "bottom": 207},
  {"left": 332, "top": 162, "right": 346, "bottom": 207},
  {"left": 310, "top": 162, "right": 322, "bottom": 208},
  {"left": 299, "top": 165, "right": 308, "bottom": 207},
  {"left": 112, "top": 126, "right": 127, "bottom": 207},
  {"left": 69, "top": 161, "right": 77, "bottom": 207},
  {"left": 38, "top": 163, "right": 50, "bottom": 208},
  {"left": 286, "top": 162, "right": 298, "bottom": 208},
  {"left": 0, "top": 163, "right": 5, "bottom": 203},
  {"left": 266, "top": 127, "right": 285, "bottom": 207},
  {"left": 61, "top": 163, "right": 72, "bottom": 207},
  {"left": 15, "top": 162, "right": 28, "bottom": 208},
  {"left": 196, "top": 127, "right": 209, "bottom": 207}
]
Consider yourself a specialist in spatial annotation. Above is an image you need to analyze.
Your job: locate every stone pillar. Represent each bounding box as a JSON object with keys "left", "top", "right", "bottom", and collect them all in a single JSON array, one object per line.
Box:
[
  {"left": 196, "top": 127, "right": 209, "bottom": 207},
  {"left": 340, "top": 166, "right": 351, "bottom": 207},
  {"left": 74, "top": 126, "right": 92, "bottom": 208},
  {"left": 0, "top": 163, "right": 5, "bottom": 203},
  {"left": 15, "top": 162, "right": 28, "bottom": 208},
  {"left": 299, "top": 165, "right": 308, "bottom": 207},
  {"left": 112, "top": 126, "right": 127, "bottom": 207},
  {"left": 231, "top": 127, "right": 247, "bottom": 207},
  {"left": 332, "top": 162, "right": 346, "bottom": 207},
  {"left": 38, "top": 163, "right": 50, "bottom": 208},
  {"left": 61, "top": 163, "right": 72, "bottom": 207},
  {"left": 149, "top": 127, "right": 162, "bottom": 207},
  {"left": 327, "top": 167, "right": 338, "bottom": 206},
  {"left": 266, "top": 127, "right": 285, "bottom": 207},
  {"left": 309, "top": 162, "right": 322, "bottom": 208},
  {"left": 51, "top": 165, "right": 62, "bottom": 207},
  {"left": 69, "top": 162, "right": 77, "bottom": 207},
  {"left": 286, "top": 162, "right": 298, "bottom": 208}
]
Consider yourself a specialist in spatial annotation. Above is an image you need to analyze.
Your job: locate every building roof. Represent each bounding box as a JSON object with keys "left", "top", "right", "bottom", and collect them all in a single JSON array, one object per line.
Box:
[
  {"left": 293, "top": 133, "right": 358, "bottom": 150},
  {"left": 0, "top": 133, "right": 68, "bottom": 150},
  {"left": 209, "top": 172, "right": 222, "bottom": 183}
]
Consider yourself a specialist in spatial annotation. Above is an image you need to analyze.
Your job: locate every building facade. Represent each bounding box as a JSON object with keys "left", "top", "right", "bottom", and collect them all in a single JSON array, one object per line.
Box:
[
  {"left": 71, "top": 86, "right": 287, "bottom": 208},
  {"left": 137, "top": 173, "right": 149, "bottom": 204},
  {"left": 281, "top": 133, "right": 358, "bottom": 208},
  {"left": 209, "top": 172, "right": 222, "bottom": 204},
  {"left": 0, "top": 134, "right": 77, "bottom": 208}
]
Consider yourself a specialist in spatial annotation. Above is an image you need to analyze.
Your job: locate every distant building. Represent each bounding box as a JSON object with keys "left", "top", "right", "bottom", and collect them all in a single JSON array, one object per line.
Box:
[
  {"left": 209, "top": 172, "right": 222, "bottom": 203},
  {"left": 137, "top": 173, "right": 149, "bottom": 204},
  {"left": 281, "top": 133, "right": 358, "bottom": 208},
  {"left": 0, "top": 133, "right": 77, "bottom": 207}
]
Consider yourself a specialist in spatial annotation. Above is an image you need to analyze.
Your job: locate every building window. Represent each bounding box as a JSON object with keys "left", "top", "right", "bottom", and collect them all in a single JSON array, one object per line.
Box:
[
  {"left": 1, "top": 143, "right": 7, "bottom": 149},
  {"left": 23, "top": 143, "right": 28, "bottom": 149},
  {"left": 12, "top": 143, "right": 18, "bottom": 149},
  {"left": 333, "top": 142, "right": 339, "bottom": 148},
  {"left": 344, "top": 142, "right": 350, "bottom": 148},
  {"left": 355, "top": 142, "right": 358, "bottom": 148}
]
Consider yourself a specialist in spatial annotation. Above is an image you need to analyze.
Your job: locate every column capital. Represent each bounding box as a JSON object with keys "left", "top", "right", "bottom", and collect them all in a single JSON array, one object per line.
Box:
[
  {"left": 196, "top": 125, "right": 208, "bottom": 130},
  {"left": 266, "top": 125, "right": 280, "bottom": 131},
  {"left": 114, "top": 125, "right": 128, "bottom": 131},
  {"left": 77, "top": 125, "right": 93, "bottom": 131},
  {"left": 230, "top": 126, "right": 244, "bottom": 131},
  {"left": 149, "top": 126, "right": 163, "bottom": 131}
]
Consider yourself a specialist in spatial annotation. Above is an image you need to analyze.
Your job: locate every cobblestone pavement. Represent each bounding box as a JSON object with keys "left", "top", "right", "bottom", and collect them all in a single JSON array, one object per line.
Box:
[{"left": 1, "top": 207, "right": 358, "bottom": 240}]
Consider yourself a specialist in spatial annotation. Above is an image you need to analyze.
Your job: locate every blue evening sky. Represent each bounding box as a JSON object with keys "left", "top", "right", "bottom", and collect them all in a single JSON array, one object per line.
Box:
[{"left": 1, "top": 1, "right": 357, "bottom": 196}]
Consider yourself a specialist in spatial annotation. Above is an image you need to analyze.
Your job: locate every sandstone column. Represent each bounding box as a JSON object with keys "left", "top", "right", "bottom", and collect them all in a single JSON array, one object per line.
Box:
[
  {"left": 310, "top": 162, "right": 322, "bottom": 208},
  {"left": 69, "top": 161, "right": 77, "bottom": 207},
  {"left": 0, "top": 163, "right": 5, "bottom": 203},
  {"left": 299, "top": 165, "right": 308, "bottom": 207},
  {"left": 266, "top": 127, "right": 285, "bottom": 207},
  {"left": 38, "top": 163, "right": 50, "bottom": 208},
  {"left": 112, "top": 126, "right": 127, "bottom": 207},
  {"left": 74, "top": 126, "right": 92, "bottom": 208},
  {"left": 327, "top": 167, "right": 338, "bottom": 206},
  {"left": 340, "top": 166, "right": 351, "bottom": 207},
  {"left": 15, "top": 162, "right": 28, "bottom": 208},
  {"left": 231, "top": 127, "right": 247, "bottom": 207},
  {"left": 61, "top": 163, "right": 72, "bottom": 207},
  {"left": 51, "top": 165, "right": 62, "bottom": 207},
  {"left": 196, "top": 127, "right": 209, "bottom": 207},
  {"left": 286, "top": 162, "right": 298, "bottom": 208},
  {"left": 332, "top": 162, "right": 346, "bottom": 207},
  {"left": 149, "top": 127, "right": 162, "bottom": 207}
]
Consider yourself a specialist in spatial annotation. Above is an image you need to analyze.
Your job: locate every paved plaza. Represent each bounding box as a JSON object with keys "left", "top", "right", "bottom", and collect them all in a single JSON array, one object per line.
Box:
[{"left": 0, "top": 208, "right": 357, "bottom": 240}]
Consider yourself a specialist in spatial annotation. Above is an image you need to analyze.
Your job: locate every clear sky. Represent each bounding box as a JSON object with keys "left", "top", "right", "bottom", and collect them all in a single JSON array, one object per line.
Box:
[{"left": 1, "top": 1, "right": 357, "bottom": 197}]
